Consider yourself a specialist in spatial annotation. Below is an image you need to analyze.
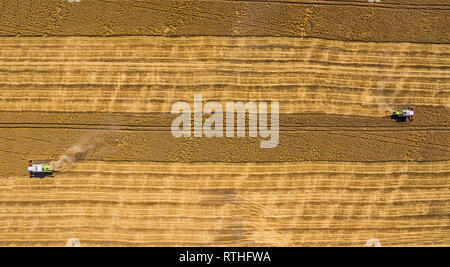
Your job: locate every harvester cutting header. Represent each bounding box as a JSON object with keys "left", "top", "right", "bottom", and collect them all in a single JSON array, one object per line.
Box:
[{"left": 28, "top": 160, "right": 54, "bottom": 178}]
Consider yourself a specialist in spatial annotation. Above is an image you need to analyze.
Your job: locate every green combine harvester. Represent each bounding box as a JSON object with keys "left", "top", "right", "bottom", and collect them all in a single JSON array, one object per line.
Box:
[
  {"left": 28, "top": 160, "right": 54, "bottom": 178},
  {"left": 392, "top": 107, "right": 415, "bottom": 121}
]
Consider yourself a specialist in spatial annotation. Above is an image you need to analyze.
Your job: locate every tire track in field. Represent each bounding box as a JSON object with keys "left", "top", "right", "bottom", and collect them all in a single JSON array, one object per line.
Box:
[
  {"left": 225, "top": 0, "right": 450, "bottom": 10},
  {"left": 2, "top": 0, "right": 449, "bottom": 42}
]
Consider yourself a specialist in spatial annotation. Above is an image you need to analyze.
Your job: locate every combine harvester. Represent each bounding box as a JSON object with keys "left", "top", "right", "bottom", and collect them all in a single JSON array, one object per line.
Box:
[
  {"left": 28, "top": 160, "right": 54, "bottom": 178},
  {"left": 392, "top": 107, "right": 415, "bottom": 121}
]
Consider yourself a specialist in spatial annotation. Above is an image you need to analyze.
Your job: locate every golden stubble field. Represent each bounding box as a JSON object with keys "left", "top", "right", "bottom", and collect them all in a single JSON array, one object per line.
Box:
[
  {"left": 0, "top": 0, "right": 449, "bottom": 247},
  {"left": 0, "top": 36, "right": 448, "bottom": 246}
]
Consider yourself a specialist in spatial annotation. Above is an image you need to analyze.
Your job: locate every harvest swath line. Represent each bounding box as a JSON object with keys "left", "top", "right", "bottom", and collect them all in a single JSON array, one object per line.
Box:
[{"left": 0, "top": 44, "right": 448, "bottom": 57}]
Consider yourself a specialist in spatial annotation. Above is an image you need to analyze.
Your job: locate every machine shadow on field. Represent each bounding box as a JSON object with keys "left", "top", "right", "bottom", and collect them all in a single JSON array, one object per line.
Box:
[
  {"left": 389, "top": 115, "right": 409, "bottom": 123},
  {"left": 388, "top": 113, "right": 416, "bottom": 123},
  {"left": 30, "top": 173, "right": 54, "bottom": 179}
]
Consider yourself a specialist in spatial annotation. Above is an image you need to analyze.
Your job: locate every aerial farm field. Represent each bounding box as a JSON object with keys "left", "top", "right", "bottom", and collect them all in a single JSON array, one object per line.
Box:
[{"left": 0, "top": 0, "right": 448, "bottom": 246}]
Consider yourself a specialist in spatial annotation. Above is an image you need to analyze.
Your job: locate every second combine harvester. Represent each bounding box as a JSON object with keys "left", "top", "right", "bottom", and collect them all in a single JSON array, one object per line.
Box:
[
  {"left": 392, "top": 107, "right": 415, "bottom": 121},
  {"left": 28, "top": 160, "right": 54, "bottom": 178}
]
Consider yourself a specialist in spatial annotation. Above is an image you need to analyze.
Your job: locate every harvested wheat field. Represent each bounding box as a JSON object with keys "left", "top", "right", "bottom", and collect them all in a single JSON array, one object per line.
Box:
[{"left": 0, "top": 0, "right": 449, "bottom": 247}]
